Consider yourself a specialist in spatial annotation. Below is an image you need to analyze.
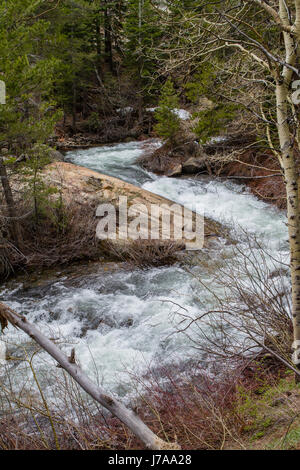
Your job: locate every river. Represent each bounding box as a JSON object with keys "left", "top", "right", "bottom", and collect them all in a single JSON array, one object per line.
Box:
[{"left": 0, "top": 140, "right": 290, "bottom": 402}]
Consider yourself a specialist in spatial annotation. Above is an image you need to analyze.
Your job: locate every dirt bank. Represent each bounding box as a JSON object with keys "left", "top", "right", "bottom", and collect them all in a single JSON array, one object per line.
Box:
[{"left": 218, "top": 150, "right": 285, "bottom": 209}]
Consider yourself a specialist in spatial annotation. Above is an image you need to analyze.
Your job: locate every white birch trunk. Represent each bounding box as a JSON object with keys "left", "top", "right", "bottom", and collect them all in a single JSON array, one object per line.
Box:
[{"left": 275, "top": 1, "right": 300, "bottom": 374}]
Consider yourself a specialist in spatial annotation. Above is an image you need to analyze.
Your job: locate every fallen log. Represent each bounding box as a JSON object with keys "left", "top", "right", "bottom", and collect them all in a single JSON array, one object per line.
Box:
[{"left": 0, "top": 301, "right": 180, "bottom": 450}]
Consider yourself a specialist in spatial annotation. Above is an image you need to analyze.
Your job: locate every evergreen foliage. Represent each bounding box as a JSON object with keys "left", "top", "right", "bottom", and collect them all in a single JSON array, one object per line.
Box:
[
  {"left": 0, "top": 0, "right": 61, "bottom": 152},
  {"left": 154, "top": 79, "right": 181, "bottom": 143}
]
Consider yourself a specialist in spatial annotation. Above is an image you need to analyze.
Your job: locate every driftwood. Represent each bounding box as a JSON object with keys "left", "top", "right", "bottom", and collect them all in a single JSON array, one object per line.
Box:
[{"left": 0, "top": 301, "right": 180, "bottom": 450}]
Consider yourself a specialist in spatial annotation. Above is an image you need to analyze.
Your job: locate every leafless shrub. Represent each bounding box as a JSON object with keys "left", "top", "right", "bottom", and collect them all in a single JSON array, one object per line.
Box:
[
  {"left": 173, "top": 230, "right": 293, "bottom": 372},
  {"left": 100, "top": 239, "right": 184, "bottom": 269},
  {"left": 123, "top": 363, "right": 248, "bottom": 450},
  {"left": 0, "top": 332, "right": 295, "bottom": 450},
  {"left": 23, "top": 201, "right": 100, "bottom": 268},
  {"left": 0, "top": 354, "right": 117, "bottom": 450},
  {"left": 0, "top": 200, "right": 102, "bottom": 278},
  {"left": 0, "top": 349, "right": 247, "bottom": 450},
  {"left": 0, "top": 240, "right": 24, "bottom": 278}
]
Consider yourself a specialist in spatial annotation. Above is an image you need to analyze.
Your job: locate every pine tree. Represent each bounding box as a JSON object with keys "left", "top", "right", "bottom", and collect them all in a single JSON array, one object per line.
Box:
[
  {"left": 154, "top": 79, "right": 180, "bottom": 143},
  {"left": 0, "top": 0, "right": 62, "bottom": 244},
  {"left": 124, "top": 0, "right": 162, "bottom": 117},
  {"left": 0, "top": 0, "right": 62, "bottom": 152},
  {"left": 185, "top": 66, "right": 237, "bottom": 143}
]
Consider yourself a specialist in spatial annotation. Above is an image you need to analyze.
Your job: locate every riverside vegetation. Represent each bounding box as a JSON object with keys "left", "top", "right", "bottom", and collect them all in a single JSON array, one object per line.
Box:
[{"left": 1, "top": 0, "right": 300, "bottom": 450}]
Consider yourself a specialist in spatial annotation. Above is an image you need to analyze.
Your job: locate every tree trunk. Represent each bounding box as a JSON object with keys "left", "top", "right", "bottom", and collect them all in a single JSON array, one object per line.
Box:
[
  {"left": 277, "top": 1, "right": 300, "bottom": 379},
  {"left": 138, "top": 91, "right": 143, "bottom": 123},
  {"left": 0, "top": 302, "right": 180, "bottom": 450},
  {"left": 277, "top": 79, "right": 300, "bottom": 378},
  {"left": 0, "top": 156, "right": 22, "bottom": 248},
  {"left": 72, "top": 81, "right": 77, "bottom": 134},
  {"left": 71, "top": 26, "right": 77, "bottom": 134},
  {"left": 95, "top": 17, "right": 102, "bottom": 79},
  {"left": 104, "top": 3, "right": 114, "bottom": 73}
]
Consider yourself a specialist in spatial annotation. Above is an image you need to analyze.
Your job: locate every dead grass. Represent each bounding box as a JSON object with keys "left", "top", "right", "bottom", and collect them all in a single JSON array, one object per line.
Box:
[
  {"left": 0, "top": 201, "right": 101, "bottom": 280},
  {"left": 100, "top": 239, "right": 184, "bottom": 269}
]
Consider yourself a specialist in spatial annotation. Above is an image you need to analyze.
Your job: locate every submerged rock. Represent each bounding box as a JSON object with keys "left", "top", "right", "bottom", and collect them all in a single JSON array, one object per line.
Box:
[
  {"left": 139, "top": 140, "right": 203, "bottom": 176},
  {"left": 182, "top": 156, "right": 208, "bottom": 174},
  {"left": 167, "top": 163, "right": 182, "bottom": 177}
]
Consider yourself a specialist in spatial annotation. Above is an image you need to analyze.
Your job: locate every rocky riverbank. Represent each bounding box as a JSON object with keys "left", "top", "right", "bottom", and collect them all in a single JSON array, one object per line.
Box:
[
  {"left": 138, "top": 134, "right": 286, "bottom": 210},
  {"left": 50, "top": 105, "right": 287, "bottom": 210},
  {"left": 2, "top": 155, "right": 225, "bottom": 281}
]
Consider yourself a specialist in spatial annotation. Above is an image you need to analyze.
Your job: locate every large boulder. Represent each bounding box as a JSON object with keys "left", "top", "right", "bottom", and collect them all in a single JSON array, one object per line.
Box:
[
  {"left": 139, "top": 140, "right": 203, "bottom": 175},
  {"left": 49, "top": 149, "right": 64, "bottom": 162},
  {"left": 166, "top": 163, "right": 182, "bottom": 177},
  {"left": 182, "top": 156, "right": 208, "bottom": 174},
  {"left": 43, "top": 162, "right": 220, "bottom": 248}
]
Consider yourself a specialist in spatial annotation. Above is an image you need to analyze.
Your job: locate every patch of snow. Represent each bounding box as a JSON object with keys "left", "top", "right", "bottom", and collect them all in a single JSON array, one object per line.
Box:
[
  {"left": 173, "top": 109, "right": 191, "bottom": 120},
  {"left": 116, "top": 107, "right": 134, "bottom": 115},
  {"left": 146, "top": 107, "right": 191, "bottom": 120},
  {"left": 209, "top": 136, "right": 228, "bottom": 144}
]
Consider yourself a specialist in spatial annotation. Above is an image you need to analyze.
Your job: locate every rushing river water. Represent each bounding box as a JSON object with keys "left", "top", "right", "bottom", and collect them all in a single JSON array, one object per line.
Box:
[{"left": 0, "top": 140, "right": 290, "bottom": 401}]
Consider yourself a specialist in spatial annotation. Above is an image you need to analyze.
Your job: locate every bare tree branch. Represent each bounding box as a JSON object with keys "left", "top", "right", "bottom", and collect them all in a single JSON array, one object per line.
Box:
[
  {"left": 0, "top": 302, "right": 180, "bottom": 450},
  {"left": 250, "top": 0, "right": 293, "bottom": 33}
]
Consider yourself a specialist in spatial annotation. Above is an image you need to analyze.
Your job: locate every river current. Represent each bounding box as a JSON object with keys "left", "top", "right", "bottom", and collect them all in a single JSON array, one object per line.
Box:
[{"left": 0, "top": 140, "right": 290, "bottom": 401}]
